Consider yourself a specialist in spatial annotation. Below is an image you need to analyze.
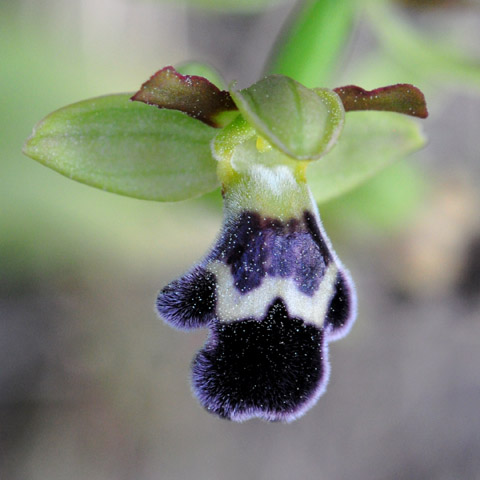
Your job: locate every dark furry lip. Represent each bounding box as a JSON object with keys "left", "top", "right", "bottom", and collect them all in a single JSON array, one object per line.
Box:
[
  {"left": 156, "top": 204, "right": 356, "bottom": 422},
  {"left": 192, "top": 298, "right": 327, "bottom": 422}
]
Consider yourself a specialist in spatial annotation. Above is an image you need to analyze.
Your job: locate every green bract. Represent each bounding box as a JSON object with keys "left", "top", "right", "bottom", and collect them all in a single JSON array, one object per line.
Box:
[{"left": 23, "top": 67, "right": 428, "bottom": 204}]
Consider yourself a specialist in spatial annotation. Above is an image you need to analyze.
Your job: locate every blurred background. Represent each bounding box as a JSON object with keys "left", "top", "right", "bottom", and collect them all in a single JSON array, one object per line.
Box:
[{"left": 1, "top": 0, "right": 479, "bottom": 479}]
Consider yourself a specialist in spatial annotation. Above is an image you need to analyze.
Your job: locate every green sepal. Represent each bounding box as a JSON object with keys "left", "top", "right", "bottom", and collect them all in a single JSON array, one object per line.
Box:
[
  {"left": 321, "top": 161, "right": 426, "bottom": 233},
  {"left": 307, "top": 111, "right": 426, "bottom": 204},
  {"left": 229, "top": 75, "right": 345, "bottom": 161},
  {"left": 23, "top": 94, "right": 220, "bottom": 202}
]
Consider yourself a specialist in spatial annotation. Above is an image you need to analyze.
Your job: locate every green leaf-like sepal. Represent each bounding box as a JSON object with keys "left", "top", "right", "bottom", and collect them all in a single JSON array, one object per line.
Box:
[
  {"left": 23, "top": 94, "right": 219, "bottom": 202},
  {"left": 307, "top": 111, "right": 426, "bottom": 204},
  {"left": 229, "top": 75, "right": 345, "bottom": 161}
]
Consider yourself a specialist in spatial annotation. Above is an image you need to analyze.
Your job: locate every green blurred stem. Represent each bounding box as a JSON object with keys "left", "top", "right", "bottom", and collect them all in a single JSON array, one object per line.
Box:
[{"left": 266, "top": 0, "right": 357, "bottom": 87}]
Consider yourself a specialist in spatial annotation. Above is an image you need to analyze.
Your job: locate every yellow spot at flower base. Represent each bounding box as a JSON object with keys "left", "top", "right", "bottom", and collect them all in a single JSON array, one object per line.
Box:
[{"left": 256, "top": 136, "right": 273, "bottom": 153}]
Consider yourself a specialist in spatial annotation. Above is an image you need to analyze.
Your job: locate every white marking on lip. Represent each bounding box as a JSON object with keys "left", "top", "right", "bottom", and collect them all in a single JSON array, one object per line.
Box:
[{"left": 206, "top": 260, "right": 338, "bottom": 327}]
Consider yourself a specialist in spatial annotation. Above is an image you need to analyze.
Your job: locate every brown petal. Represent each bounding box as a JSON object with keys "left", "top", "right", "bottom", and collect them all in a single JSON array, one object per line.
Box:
[
  {"left": 334, "top": 84, "right": 428, "bottom": 118},
  {"left": 131, "top": 66, "right": 237, "bottom": 127}
]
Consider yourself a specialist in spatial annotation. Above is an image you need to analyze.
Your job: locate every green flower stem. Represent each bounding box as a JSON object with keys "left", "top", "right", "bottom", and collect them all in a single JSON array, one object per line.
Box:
[{"left": 267, "top": 0, "right": 356, "bottom": 87}]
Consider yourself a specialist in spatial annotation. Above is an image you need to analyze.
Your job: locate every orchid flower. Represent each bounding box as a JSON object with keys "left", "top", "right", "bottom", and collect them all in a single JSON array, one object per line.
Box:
[{"left": 23, "top": 65, "right": 427, "bottom": 422}]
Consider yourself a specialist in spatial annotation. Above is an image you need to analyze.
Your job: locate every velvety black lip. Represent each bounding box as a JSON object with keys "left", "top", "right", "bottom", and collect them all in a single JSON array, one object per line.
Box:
[
  {"left": 156, "top": 203, "right": 357, "bottom": 422},
  {"left": 156, "top": 266, "right": 216, "bottom": 330},
  {"left": 191, "top": 298, "right": 326, "bottom": 422},
  {"left": 324, "top": 271, "right": 354, "bottom": 340}
]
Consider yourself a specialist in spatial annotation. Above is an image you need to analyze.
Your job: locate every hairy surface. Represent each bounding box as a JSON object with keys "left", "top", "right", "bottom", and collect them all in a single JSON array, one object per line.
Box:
[
  {"left": 156, "top": 203, "right": 356, "bottom": 421},
  {"left": 191, "top": 298, "right": 328, "bottom": 422},
  {"left": 212, "top": 211, "right": 331, "bottom": 295},
  {"left": 156, "top": 266, "right": 216, "bottom": 330},
  {"left": 324, "top": 271, "right": 356, "bottom": 341}
]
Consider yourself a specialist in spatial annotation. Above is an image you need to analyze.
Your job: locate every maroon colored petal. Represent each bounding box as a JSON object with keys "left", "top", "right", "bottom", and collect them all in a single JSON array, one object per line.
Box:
[
  {"left": 131, "top": 66, "right": 237, "bottom": 127},
  {"left": 334, "top": 84, "right": 428, "bottom": 119}
]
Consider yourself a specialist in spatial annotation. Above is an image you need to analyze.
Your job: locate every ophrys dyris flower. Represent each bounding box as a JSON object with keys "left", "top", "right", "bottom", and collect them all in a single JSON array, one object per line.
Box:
[{"left": 24, "top": 65, "right": 427, "bottom": 423}]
